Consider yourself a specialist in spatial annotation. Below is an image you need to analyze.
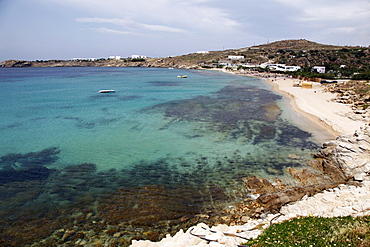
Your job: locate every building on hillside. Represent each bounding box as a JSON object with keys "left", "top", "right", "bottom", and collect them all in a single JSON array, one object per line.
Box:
[
  {"left": 218, "top": 60, "right": 235, "bottom": 68},
  {"left": 109, "top": 56, "right": 121, "bottom": 60},
  {"left": 284, "top": 66, "right": 301, "bottom": 72},
  {"left": 312, "top": 66, "right": 326, "bottom": 73},
  {"left": 227, "top": 55, "right": 245, "bottom": 61},
  {"left": 131, "top": 55, "right": 147, "bottom": 60},
  {"left": 72, "top": 58, "right": 97, "bottom": 61},
  {"left": 197, "top": 51, "right": 209, "bottom": 54},
  {"left": 263, "top": 64, "right": 286, "bottom": 71},
  {"left": 261, "top": 64, "right": 301, "bottom": 72}
]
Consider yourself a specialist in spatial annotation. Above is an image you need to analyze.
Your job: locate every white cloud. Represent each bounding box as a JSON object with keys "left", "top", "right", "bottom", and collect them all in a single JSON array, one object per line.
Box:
[
  {"left": 87, "top": 27, "right": 142, "bottom": 36},
  {"left": 326, "top": 27, "right": 357, "bottom": 34},
  {"left": 46, "top": 0, "right": 242, "bottom": 34},
  {"left": 273, "top": 0, "right": 370, "bottom": 22},
  {"left": 76, "top": 17, "right": 189, "bottom": 34}
]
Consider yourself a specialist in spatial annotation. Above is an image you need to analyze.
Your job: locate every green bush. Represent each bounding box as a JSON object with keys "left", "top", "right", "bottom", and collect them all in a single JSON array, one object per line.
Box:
[{"left": 246, "top": 216, "right": 370, "bottom": 247}]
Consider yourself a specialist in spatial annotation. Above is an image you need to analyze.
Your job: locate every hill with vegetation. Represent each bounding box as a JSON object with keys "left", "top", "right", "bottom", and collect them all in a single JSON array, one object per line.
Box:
[{"left": 1, "top": 39, "right": 369, "bottom": 79}]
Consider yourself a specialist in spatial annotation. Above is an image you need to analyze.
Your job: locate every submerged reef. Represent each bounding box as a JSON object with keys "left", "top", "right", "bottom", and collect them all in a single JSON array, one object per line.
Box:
[
  {"left": 0, "top": 147, "right": 59, "bottom": 185},
  {"left": 144, "top": 83, "right": 318, "bottom": 150},
  {"left": 0, "top": 147, "right": 60, "bottom": 170}
]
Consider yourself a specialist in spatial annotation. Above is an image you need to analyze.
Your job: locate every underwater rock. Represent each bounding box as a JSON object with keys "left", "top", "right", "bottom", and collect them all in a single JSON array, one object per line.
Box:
[
  {"left": 0, "top": 147, "right": 60, "bottom": 170},
  {"left": 0, "top": 166, "right": 55, "bottom": 185},
  {"left": 63, "top": 163, "right": 97, "bottom": 175}
]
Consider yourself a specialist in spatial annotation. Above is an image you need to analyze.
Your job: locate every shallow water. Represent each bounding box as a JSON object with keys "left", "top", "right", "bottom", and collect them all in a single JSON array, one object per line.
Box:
[{"left": 0, "top": 67, "right": 334, "bottom": 245}]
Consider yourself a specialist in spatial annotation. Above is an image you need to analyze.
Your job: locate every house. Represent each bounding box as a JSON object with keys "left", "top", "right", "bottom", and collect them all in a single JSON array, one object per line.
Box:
[
  {"left": 197, "top": 51, "right": 209, "bottom": 54},
  {"left": 260, "top": 63, "right": 301, "bottom": 72},
  {"left": 109, "top": 56, "right": 121, "bottom": 60},
  {"left": 71, "top": 58, "right": 97, "bottom": 61},
  {"left": 227, "top": 55, "right": 245, "bottom": 61},
  {"left": 312, "top": 66, "right": 326, "bottom": 73},
  {"left": 264, "top": 64, "right": 286, "bottom": 71},
  {"left": 284, "top": 66, "right": 301, "bottom": 72},
  {"left": 131, "top": 55, "right": 147, "bottom": 60}
]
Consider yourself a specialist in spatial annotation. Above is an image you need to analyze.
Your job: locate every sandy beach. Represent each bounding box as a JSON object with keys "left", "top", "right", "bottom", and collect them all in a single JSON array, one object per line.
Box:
[
  {"left": 212, "top": 68, "right": 366, "bottom": 136},
  {"left": 266, "top": 76, "right": 365, "bottom": 136}
]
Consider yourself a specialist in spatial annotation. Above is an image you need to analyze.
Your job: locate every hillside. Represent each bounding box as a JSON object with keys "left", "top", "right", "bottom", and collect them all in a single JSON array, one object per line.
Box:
[{"left": 1, "top": 39, "right": 369, "bottom": 71}]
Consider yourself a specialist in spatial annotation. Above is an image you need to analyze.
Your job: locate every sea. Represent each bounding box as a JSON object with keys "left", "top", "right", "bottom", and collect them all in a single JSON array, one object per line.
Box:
[{"left": 0, "top": 67, "right": 334, "bottom": 245}]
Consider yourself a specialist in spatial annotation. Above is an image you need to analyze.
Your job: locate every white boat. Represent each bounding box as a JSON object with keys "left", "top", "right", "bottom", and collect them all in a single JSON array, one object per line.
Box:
[
  {"left": 177, "top": 75, "right": 187, "bottom": 78},
  {"left": 98, "top": 90, "right": 116, "bottom": 93}
]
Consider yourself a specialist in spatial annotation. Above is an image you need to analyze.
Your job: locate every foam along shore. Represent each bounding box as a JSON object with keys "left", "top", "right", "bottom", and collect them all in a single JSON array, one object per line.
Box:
[{"left": 130, "top": 71, "right": 370, "bottom": 247}]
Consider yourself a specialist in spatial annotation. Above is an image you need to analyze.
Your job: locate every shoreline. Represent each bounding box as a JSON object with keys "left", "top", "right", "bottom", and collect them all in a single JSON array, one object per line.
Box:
[
  {"left": 266, "top": 78, "right": 340, "bottom": 137},
  {"left": 216, "top": 68, "right": 365, "bottom": 137},
  {"left": 265, "top": 77, "right": 365, "bottom": 136},
  {"left": 131, "top": 69, "right": 370, "bottom": 247}
]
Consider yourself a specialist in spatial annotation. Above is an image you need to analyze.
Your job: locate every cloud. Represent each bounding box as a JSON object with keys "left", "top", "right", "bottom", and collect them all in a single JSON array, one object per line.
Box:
[
  {"left": 273, "top": 0, "right": 370, "bottom": 22},
  {"left": 87, "top": 27, "right": 142, "bottom": 36},
  {"left": 47, "top": 0, "right": 242, "bottom": 35},
  {"left": 326, "top": 27, "right": 357, "bottom": 34},
  {"left": 76, "top": 17, "right": 189, "bottom": 34}
]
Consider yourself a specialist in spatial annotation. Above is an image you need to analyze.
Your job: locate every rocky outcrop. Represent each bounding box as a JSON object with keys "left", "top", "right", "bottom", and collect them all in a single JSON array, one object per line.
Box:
[
  {"left": 314, "top": 125, "right": 370, "bottom": 182},
  {"left": 0, "top": 60, "right": 33, "bottom": 67},
  {"left": 131, "top": 181, "right": 370, "bottom": 247},
  {"left": 324, "top": 81, "right": 370, "bottom": 122},
  {"left": 130, "top": 127, "right": 370, "bottom": 247}
]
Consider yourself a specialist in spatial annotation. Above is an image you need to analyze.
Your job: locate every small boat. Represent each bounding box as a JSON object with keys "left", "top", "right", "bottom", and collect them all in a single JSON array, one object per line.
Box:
[
  {"left": 98, "top": 90, "right": 116, "bottom": 93},
  {"left": 177, "top": 75, "right": 187, "bottom": 78}
]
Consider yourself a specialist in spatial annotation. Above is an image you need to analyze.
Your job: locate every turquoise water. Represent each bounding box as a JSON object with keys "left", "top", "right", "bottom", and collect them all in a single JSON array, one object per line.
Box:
[
  {"left": 1, "top": 68, "right": 231, "bottom": 168},
  {"left": 0, "top": 67, "right": 326, "bottom": 171},
  {"left": 0, "top": 67, "right": 334, "bottom": 245},
  {"left": 0, "top": 66, "right": 334, "bottom": 185}
]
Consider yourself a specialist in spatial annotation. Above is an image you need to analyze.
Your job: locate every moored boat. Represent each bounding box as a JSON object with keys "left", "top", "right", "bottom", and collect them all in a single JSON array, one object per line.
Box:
[
  {"left": 98, "top": 90, "right": 116, "bottom": 93},
  {"left": 177, "top": 75, "right": 187, "bottom": 78}
]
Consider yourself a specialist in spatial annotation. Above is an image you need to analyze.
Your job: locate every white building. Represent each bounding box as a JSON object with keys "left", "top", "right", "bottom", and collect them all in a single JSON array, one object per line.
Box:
[
  {"left": 312, "top": 66, "right": 326, "bottom": 73},
  {"left": 72, "top": 58, "right": 97, "bottom": 61},
  {"left": 131, "top": 55, "right": 147, "bottom": 60},
  {"left": 227, "top": 55, "right": 245, "bottom": 61},
  {"left": 197, "top": 51, "right": 209, "bottom": 54},
  {"left": 261, "top": 63, "right": 301, "bottom": 72},
  {"left": 109, "top": 56, "right": 121, "bottom": 60},
  {"left": 284, "top": 66, "right": 301, "bottom": 72}
]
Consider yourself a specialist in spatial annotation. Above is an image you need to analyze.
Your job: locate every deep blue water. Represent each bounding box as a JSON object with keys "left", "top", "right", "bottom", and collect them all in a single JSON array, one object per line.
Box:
[{"left": 0, "top": 67, "right": 334, "bottom": 244}]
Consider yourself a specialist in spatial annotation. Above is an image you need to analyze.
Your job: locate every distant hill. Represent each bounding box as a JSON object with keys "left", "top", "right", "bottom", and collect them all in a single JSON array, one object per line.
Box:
[
  {"left": 151, "top": 39, "right": 369, "bottom": 69},
  {"left": 1, "top": 39, "right": 369, "bottom": 70},
  {"left": 253, "top": 39, "right": 343, "bottom": 51}
]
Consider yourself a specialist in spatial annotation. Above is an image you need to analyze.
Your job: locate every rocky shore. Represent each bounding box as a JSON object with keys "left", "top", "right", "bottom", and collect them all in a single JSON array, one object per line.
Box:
[
  {"left": 131, "top": 124, "right": 370, "bottom": 247},
  {"left": 130, "top": 74, "right": 370, "bottom": 247}
]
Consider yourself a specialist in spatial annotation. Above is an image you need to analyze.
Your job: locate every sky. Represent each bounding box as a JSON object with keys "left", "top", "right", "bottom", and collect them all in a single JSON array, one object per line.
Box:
[{"left": 0, "top": 0, "right": 369, "bottom": 61}]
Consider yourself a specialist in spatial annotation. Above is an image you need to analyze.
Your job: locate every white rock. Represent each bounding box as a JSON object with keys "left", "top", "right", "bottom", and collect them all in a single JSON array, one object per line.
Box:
[
  {"left": 354, "top": 172, "right": 367, "bottom": 181},
  {"left": 208, "top": 242, "right": 224, "bottom": 247},
  {"left": 204, "top": 234, "right": 222, "bottom": 241}
]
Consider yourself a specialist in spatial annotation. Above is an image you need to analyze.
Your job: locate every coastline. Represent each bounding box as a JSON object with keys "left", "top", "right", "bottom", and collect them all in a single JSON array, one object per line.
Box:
[
  {"left": 265, "top": 76, "right": 365, "bottom": 136},
  {"left": 217, "top": 68, "right": 365, "bottom": 137},
  {"left": 131, "top": 69, "right": 370, "bottom": 247}
]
